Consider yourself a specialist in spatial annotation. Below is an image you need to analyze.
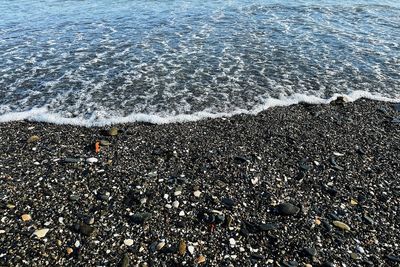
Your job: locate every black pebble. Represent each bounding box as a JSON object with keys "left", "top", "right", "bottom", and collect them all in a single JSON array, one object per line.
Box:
[{"left": 276, "top": 203, "right": 300, "bottom": 216}]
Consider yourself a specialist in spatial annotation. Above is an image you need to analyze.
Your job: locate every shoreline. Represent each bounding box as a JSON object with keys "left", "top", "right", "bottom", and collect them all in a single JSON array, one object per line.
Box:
[{"left": 1, "top": 98, "right": 399, "bottom": 266}]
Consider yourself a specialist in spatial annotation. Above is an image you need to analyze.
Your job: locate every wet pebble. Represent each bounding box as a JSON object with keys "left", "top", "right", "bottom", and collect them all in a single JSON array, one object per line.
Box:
[{"left": 276, "top": 203, "right": 300, "bottom": 216}]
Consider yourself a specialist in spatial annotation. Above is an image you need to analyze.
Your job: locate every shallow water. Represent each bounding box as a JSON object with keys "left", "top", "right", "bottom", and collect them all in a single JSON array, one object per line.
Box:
[{"left": 0, "top": 0, "right": 399, "bottom": 124}]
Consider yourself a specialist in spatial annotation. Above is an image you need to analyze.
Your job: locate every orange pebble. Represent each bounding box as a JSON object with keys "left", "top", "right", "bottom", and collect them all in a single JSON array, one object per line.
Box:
[{"left": 95, "top": 141, "right": 100, "bottom": 153}]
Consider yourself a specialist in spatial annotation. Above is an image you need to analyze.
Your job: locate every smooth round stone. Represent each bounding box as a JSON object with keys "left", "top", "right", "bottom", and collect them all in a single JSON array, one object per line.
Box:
[
  {"left": 165, "top": 204, "right": 172, "bottom": 209},
  {"left": 229, "top": 238, "right": 236, "bottom": 246},
  {"left": 27, "top": 135, "right": 40, "bottom": 143},
  {"left": 124, "top": 239, "right": 134, "bottom": 246},
  {"left": 276, "top": 203, "right": 300, "bottom": 216},
  {"left": 108, "top": 127, "right": 119, "bottom": 136},
  {"left": 332, "top": 220, "right": 351, "bottom": 231},
  {"left": 179, "top": 210, "right": 185, "bottom": 216},
  {"left": 174, "top": 190, "right": 182, "bottom": 196}
]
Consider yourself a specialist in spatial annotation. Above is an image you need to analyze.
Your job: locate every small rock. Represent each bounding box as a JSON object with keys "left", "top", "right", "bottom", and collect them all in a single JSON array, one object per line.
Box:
[
  {"left": 332, "top": 220, "right": 350, "bottom": 231},
  {"left": 221, "top": 197, "right": 235, "bottom": 209},
  {"left": 86, "top": 157, "right": 98, "bottom": 163},
  {"left": 188, "top": 245, "right": 195, "bottom": 255},
  {"left": 131, "top": 212, "right": 152, "bottom": 224},
  {"left": 172, "top": 200, "right": 179, "bottom": 208},
  {"left": 156, "top": 242, "right": 165, "bottom": 251},
  {"left": 320, "top": 262, "right": 335, "bottom": 267},
  {"left": 356, "top": 245, "right": 365, "bottom": 254},
  {"left": 229, "top": 238, "right": 236, "bottom": 247},
  {"left": 193, "top": 190, "right": 201, "bottom": 197},
  {"left": 179, "top": 210, "right": 185, "bottom": 216},
  {"left": 74, "top": 240, "right": 80, "bottom": 247},
  {"left": 120, "top": 254, "right": 130, "bottom": 267},
  {"left": 174, "top": 190, "right": 182, "bottom": 196},
  {"left": 33, "top": 228, "right": 49, "bottom": 238},
  {"left": 276, "top": 203, "right": 300, "bottom": 216},
  {"left": 386, "top": 255, "right": 400, "bottom": 262},
  {"left": 100, "top": 140, "right": 110, "bottom": 146},
  {"left": 21, "top": 214, "right": 32, "bottom": 222},
  {"left": 76, "top": 223, "right": 95, "bottom": 236},
  {"left": 350, "top": 252, "right": 360, "bottom": 260},
  {"left": 303, "top": 247, "right": 317, "bottom": 257},
  {"left": 362, "top": 215, "right": 374, "bottom": 225},
  {"left": 179, "top": 240, "right": 186, "bottom": 256},
  {"left": 124, "top": 239, "right": 134, "bottom": 246},
  {"left": 108, "top": 127, "right": 119, "bottom": 136},
  {"left": 27, "top": 135, "right": 40, "bottom": 143},
  {"left": 64, "top": 157, "right": 81, "bottom": 163},
  {"left": 196, "top": 255, "right": 206, "bottom": 264},
  {"left": 6, "top": 203, "right": 15, "bottom": 209},
  {"left": 66, "top": 247, "right": 74, "bottom": 255}
]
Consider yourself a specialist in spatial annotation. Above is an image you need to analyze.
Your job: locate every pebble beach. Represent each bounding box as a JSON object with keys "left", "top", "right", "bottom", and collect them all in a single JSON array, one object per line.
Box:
[{"left": 0, "top": 98, "right": 399, "bottom": 267}]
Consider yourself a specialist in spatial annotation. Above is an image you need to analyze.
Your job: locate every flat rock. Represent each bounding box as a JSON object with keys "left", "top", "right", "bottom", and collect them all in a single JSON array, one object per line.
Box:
[
  {"left": 33, "top": 228, "right": 49, "bottom": 238},
  {"left": 276, "top": 203, "right": 300, "bottom": 216}
]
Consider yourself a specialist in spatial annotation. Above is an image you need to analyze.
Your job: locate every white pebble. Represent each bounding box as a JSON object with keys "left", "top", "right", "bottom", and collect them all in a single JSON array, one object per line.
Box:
[
  {"left": 33, "top": 228, "right": 49, "bottom": 238},
  {"left": 140, "top": 198, "right": 147, "bottom": 204},
  {"left": 163, "top": 194, "right": 169, "bottom": 199},
  {"left": 174, "top": 190, "right": 182, "bottom": 196},
  {"left": 124, "top": 239, "right": 134, "bottom": 246},
  {"left": 86, "top": 157, "right": 98, "bottom": 163},
  {"left": 229, "top": 238, "right": 236, "bottom": 246},
  {"left": 0, "top": 230, "right": 5, "bottom": 234},
  {"left": 74, "top": 240, "right": 80, "bottom": 247},
  {"left": 172, "top": 200, "right": 179, "bottom": 208},
  {"left": 193, "top": 190, "right": 202, "bottom": 197},
  {"left": 179, "top": 210, "right": 185, "bottom": 216},
  {"left": 356, "top": 245, "right": 365, "bottom": 254},
  {"left": 165, "top": 204, "right": 172, "bottom": 209},
  {"left": 188, "top": 245, "right": 195, "bottom": 255}
]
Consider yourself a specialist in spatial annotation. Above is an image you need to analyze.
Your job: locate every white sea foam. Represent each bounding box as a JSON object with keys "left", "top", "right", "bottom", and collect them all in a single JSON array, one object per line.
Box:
[{"left": 0, "top": 91, "right": 397, "bottom": 127}]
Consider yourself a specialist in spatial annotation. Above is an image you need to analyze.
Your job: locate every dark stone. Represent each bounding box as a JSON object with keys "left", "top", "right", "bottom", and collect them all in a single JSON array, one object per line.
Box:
[
  {"left": 251, "top": 254, "right": 265, "bottom": 260},
  {"left": 328, "top": 213, "right": 340, "bottom": 220},
  {"left": 64, "top": 158, "right": 81, "bottom": 163},
  {"left": 215, "top": 214, "right": 225, "bottom": 224},
  {"left": 131, "top": 212, "right": 152, "bottom": 224},
  {"left": 221, "top": 198, "right": 235, "bottom": 208},
  {"left": 321, "top": 262, "right": 335, "bottom": 267},
  {"left": 258, "top": 223, "right": 278, "bottom": 231},
  {"left": 234, "top": 156, "right": 248, "bottom": 164},
  {"left": 394, "top": 103, "right": 400, "bottom": 112},
  {"left": 386, "top": 255, "right": 400, "bottom": 262},
  {"left": 281, "top": 260, "right": 299, "bottom": 267},
  {"left": 322, "top": 220, "right": 332, "bottom": 231},
  {"left": 303, "top": 247, "right": 317, "bottom": 257},
  {"left": 276, "top": 203, "right": 300, "bottom": 216},
  {"left": 75, "top": 223, "right": 95, "bottom": 236}
]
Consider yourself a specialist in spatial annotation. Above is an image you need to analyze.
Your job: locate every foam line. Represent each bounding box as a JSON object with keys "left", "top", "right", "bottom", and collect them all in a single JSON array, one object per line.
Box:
[{"left": 0, "top": 91, "right": 398, "bottom": 127}]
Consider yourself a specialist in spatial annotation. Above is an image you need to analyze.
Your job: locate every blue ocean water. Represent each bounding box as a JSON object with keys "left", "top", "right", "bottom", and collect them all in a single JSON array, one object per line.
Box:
[{"left": 0, "top": 0, "right": 399, "bottom": 124}]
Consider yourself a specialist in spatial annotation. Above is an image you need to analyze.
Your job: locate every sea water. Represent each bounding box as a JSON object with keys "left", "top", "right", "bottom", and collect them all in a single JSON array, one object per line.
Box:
[{"left": 0, "top": 0, "right": 399, "bottom": 125}]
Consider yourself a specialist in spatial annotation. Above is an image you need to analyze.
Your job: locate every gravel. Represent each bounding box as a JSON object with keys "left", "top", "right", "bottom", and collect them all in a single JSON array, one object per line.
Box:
[{"left": 0, "top": 98, "right": 399, "bottom": 266}]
